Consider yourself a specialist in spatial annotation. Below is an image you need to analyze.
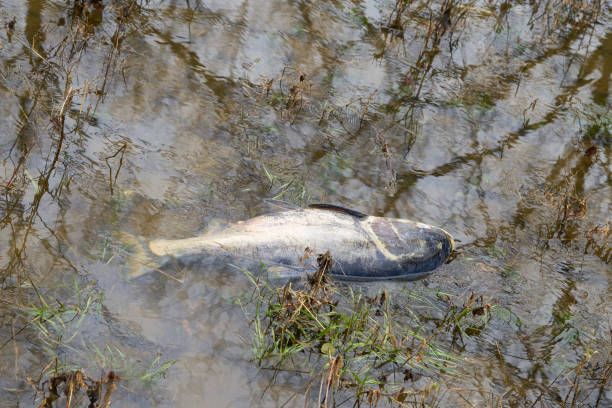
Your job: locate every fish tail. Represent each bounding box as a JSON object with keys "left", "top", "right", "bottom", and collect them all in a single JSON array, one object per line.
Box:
[{"left": 119, "top": 232, "right": 169, "bottom": 279}]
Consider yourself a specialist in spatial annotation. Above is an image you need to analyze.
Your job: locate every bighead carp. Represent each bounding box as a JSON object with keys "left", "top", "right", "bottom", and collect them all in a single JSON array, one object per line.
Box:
[{"left": 125, "top": 203, "right": 454, "bottom": 281}]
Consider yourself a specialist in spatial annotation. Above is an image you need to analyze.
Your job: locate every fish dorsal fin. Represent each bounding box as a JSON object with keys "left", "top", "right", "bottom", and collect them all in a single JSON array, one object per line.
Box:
[{"left": 308, "top": 203, "right": 368, "bottom": 219}]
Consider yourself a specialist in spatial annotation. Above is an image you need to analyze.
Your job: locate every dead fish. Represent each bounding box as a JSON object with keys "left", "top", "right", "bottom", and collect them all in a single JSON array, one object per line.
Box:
[{"left": 125, "top": 203, "right": 454, "bottom": 281}]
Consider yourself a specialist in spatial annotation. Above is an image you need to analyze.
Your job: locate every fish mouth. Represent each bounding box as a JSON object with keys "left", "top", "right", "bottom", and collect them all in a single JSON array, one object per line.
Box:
[
  {"left": 394, "top": 226, "right": 455, "bottom": 275},
  {"left": 441, "top": 228, "right": 455, "bottom": 252},
  {"left": 405, "top": 226, "right": 455, "bottom": 261}
]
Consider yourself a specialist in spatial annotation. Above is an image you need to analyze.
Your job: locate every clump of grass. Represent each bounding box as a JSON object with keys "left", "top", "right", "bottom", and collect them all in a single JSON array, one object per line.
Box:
[
  {"left": 0, "top": 278, "right": 103, "bottom": 354},
  {"left": 2, "top": 277, "right": 175, "bottom": 404},
  {"left": 89, "top": 344, "right": 176, "bottom": 386},
  {"left": 544, "top": 175, "right": 590, "bottom": 231},
  {"left": 574, "top": 102, "right": 611, "bottom": 144},
  {"left": 519, "top": 173, "right": 590, "bottom": 242},
  {"left": 247, "top": 65, "right": 377, "bottom": 135},
  {"left": 30, "top": 365, "right": 119, "bottom": 408},
  {"left": 256, "top": 66, "right": 311, "bottom": 123},
  {"left": 585, "top": 222, "right": 611, "bottom": 264},
  {"left": 533, "top": 348, "right": 612, "bottom": 408},
  {"left": 239, "top": 254, "right": 477, "bottom": 407}
]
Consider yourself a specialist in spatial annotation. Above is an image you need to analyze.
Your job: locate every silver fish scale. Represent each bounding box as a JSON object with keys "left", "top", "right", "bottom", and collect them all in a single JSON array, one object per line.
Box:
[{"left": 144, "top": 208, "right": 453, "bottom": 280}]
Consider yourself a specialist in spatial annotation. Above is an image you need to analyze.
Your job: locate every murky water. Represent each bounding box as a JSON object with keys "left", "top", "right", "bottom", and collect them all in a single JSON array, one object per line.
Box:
[{"left": 0, "top": 0, "right": 610, "bottom": 407}]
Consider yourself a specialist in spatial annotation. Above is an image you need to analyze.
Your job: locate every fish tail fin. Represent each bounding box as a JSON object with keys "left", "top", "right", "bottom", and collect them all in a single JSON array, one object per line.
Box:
[{"left": 119, "top": 232, "right": 168, "bottom": 279}]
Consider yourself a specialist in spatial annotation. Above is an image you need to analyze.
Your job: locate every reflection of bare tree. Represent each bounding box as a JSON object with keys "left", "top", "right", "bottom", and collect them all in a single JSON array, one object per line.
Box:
[
  {"left": 582, "top": 31, "right": 611, "bottom": 105},
  {"left": 378, "top": 5, "right": 610, "bottom": 400},
  {"left": 0, "top": 7, "right": 164, "bottom": 404},
  {"left": 97, "top": 0, "right": 141, "bottom": 103},
  {"left": 384, "top": 8, "right": 610, "bottom": 212},
  {"left": 0, "top": 1, "right": 137, "bottom": 348},
  {"left": 24, "top": 0, "right": 46, "bottom": 58},
  {"left": 440, "top": 5, "right": 609, "bottom": 398}
]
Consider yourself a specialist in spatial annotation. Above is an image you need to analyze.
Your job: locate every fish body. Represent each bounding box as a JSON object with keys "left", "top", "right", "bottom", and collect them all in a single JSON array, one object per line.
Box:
[{"left": 128, "top": 204, "right": 454, "bottom": 281}]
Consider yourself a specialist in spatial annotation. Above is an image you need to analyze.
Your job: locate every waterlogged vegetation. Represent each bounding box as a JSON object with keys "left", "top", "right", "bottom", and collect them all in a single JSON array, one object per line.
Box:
[
  {"left": 0, "top": 0, "right": 610, "bottom": 407},
  {"left": 240, "top": 257, "right": 610, "bottom": 407},
  {"left": 239, "top": 257, "right": 503, "bottom": 406}
]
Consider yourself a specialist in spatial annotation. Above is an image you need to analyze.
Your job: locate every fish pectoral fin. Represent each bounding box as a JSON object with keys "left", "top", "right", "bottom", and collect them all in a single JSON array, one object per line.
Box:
[
  {"left": 213, "top": 240, "right": 232, "bottom": 253},
  {"left": 308, "top": 203, "right": 368, "bottom": 219},
  {"left": 266, "top": 264, "right": 313, "bottom": 281},
  {"left": 262, "top": 199, "right": 302, "bottom": 212}
]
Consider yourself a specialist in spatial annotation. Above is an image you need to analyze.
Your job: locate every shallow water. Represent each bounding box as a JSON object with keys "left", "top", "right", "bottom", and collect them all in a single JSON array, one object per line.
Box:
[{"left": 0, "top": 0, "right": 610, "bottom": 407}]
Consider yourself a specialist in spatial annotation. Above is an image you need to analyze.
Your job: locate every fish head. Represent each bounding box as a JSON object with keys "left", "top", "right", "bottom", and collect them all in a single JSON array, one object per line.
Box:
[{"left": 368, "top": 217, "right": 455, "bottom": 275}]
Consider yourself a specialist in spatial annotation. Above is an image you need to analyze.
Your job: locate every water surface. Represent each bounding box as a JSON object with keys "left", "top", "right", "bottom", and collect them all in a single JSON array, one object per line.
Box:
[{"left": 0, "top": 0, "right": 610, "bottom": 406}]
